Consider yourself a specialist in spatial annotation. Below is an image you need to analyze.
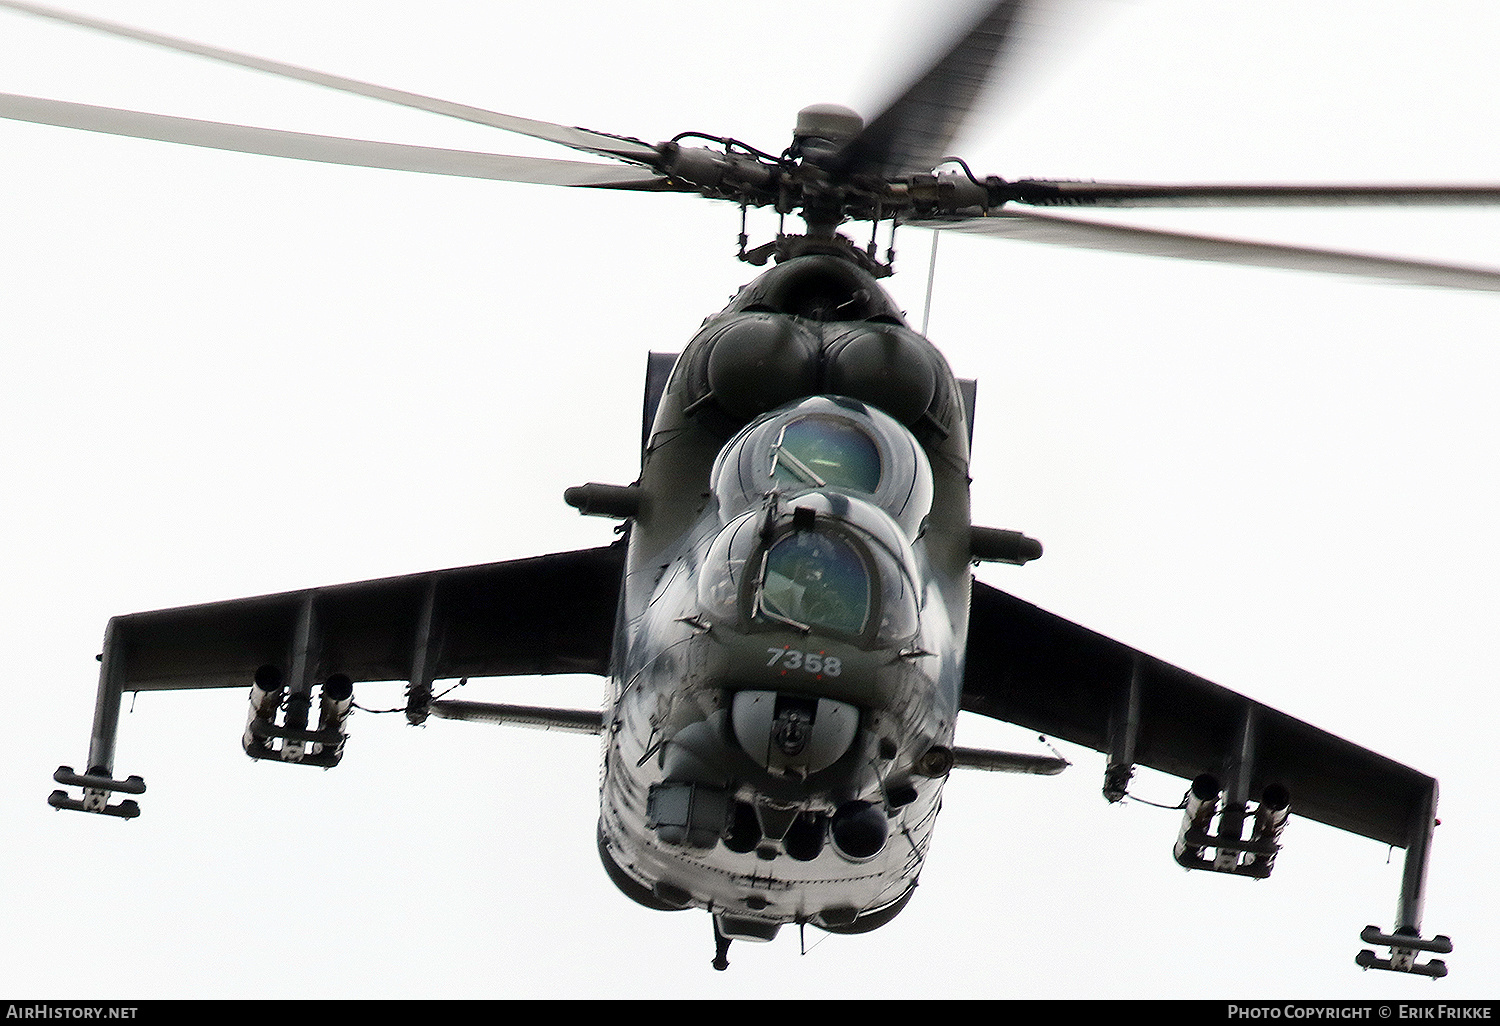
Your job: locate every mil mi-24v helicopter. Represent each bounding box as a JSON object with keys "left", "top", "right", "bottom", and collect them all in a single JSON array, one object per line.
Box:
[{"left": 11, "top": 0, "right": 1493, "bottom": 976}]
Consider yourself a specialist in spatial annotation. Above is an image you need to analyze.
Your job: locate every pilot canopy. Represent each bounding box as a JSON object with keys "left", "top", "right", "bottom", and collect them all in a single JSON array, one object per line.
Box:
[{"left": 711, "top": 396, "right": 934, "bottom": 540}]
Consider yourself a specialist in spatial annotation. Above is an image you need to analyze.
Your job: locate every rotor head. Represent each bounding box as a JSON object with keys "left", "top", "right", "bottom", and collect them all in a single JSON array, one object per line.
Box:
[{"left": 793, "top": 104, "right": 864, "bottom": 150}]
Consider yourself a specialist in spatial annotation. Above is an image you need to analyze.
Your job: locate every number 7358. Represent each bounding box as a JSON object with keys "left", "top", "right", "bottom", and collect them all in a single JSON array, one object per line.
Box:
[{"left": 765, "top": 647, "right": 842, "bottom": 676}]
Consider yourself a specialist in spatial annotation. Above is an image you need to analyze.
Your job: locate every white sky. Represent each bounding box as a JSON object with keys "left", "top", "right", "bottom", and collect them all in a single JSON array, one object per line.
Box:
[{"left": 1, "top": 0, "right": 1496, "bottom": 1000}]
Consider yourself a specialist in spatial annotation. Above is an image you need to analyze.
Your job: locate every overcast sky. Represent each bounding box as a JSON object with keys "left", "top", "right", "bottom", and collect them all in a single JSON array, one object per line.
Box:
[{"left": 1, "top": 0, "right": 1496, "bottom": 1000}]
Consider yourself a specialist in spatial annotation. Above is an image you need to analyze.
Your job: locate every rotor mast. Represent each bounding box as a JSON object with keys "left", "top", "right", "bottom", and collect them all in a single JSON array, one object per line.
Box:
[{"left": 789, "top": 103, "right": 865, "bottom": 242}]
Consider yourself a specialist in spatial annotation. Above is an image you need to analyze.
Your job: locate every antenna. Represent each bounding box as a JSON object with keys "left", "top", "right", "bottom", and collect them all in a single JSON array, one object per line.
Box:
[{"left": 921, "top": 229, "right": 940, "bottom": 335}]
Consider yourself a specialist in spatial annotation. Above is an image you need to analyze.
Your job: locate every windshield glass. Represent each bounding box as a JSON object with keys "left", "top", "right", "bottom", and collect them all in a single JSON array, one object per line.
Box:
[
  {"left": 758, "top": 531, "right": 871, "bottom": 636},
  {"left": 770, "top": 416, "right": 881, "bottom": 492}
]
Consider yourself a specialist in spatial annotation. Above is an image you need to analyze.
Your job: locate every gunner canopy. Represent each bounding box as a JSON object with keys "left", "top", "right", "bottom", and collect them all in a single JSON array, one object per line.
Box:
[{"left": 758, "top": 529, "right": 871, "bottom": 636}]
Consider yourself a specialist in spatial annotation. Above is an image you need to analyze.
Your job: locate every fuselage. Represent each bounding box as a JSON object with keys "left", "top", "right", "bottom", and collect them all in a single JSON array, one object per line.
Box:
[{"left": 596, "top": 252, "right": 974, "bottom": 943}]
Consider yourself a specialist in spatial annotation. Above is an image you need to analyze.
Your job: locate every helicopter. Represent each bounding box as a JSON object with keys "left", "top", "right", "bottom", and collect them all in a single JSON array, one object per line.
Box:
[{"left": 8, "top": 0, "right": 1488, "bottom": 990}]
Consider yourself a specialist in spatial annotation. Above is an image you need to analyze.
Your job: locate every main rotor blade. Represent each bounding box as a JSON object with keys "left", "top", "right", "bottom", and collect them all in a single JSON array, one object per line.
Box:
[
  {"left": 0, "top": 93, "right": 680, "bottom": 189},
  {"left": 910, "top": 209, "right": 1500, "bottom": 292},
  {"left": 835, "top": 0, "right": 1030, "bottom": 178},
  {"left": 1007, "top": 180, "right": 1500, "bottom": 207},
  {"left": 0, "top": 0, "right": 660, "bottom": 165}
]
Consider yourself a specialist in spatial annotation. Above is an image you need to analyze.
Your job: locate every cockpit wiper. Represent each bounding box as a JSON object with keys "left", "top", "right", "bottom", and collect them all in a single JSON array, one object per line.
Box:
[
  {"left": 752, "top": 552, "right": 813, "bottom": 634},
  {"left": 769, "top": 444, "right": 826, "bottom": 487}
]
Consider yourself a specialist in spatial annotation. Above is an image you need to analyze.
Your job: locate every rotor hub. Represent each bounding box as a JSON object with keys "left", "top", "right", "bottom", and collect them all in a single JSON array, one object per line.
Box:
[{"left": 793, "top": 104, "right": 864, "bottom": 146}]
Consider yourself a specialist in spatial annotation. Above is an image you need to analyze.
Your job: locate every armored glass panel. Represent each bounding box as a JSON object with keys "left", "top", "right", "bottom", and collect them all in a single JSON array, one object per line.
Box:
[
  {"left": 770, "top": 416, "right": 881, "bottom": 492},
  {"left": 698, "top": 511, "right": 760, "bottom": 622},
  {"left": 760, "top": 532, "right": 871, "bottom": 636}
]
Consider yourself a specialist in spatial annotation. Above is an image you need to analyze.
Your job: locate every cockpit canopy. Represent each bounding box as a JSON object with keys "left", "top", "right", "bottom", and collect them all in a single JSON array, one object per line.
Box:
[
  {"left": 697, "top": 495, "right": 920, "bottom": 648},
  {"left": 769, "top": 414, "right": 881, "bottom": 494},
  {"left": 759, "top": 529, "right": 871, "bottom": 636},
  {"left": 712, "top": 396, "right": 933, "bottom": 539}
]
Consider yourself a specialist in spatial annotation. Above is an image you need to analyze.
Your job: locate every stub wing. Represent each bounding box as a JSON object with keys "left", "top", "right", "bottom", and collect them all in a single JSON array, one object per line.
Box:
[
  {"left": 98, "top": 544, "right": 623, "bottom": 692},
  {"left": 52, "top": 544, "right": 624, "bottom": 813},
  {"left": 961, "top": 579, "right": 1450, "bottom": 977}
]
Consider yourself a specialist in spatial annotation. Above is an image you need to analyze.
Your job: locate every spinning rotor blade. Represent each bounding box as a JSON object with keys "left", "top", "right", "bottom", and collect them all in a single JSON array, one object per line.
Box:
[
  {"left": 0, "top": 0, "right": 659, "bottom": 165},
  {"left": 1005, "top": 180, "right": 1500, "bottom": 208},
  {"left": 836, "top": 0, "right": 1031, "bottom": 178},
  {"left": 913, "top": 209, "right": 1500, "bottom": 292},
  {"left": 0, "top": 92, "right": 678, "bottom": 189},
  {"left": 9, "top": 0, "right": 1500, "bottom": 296}
]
